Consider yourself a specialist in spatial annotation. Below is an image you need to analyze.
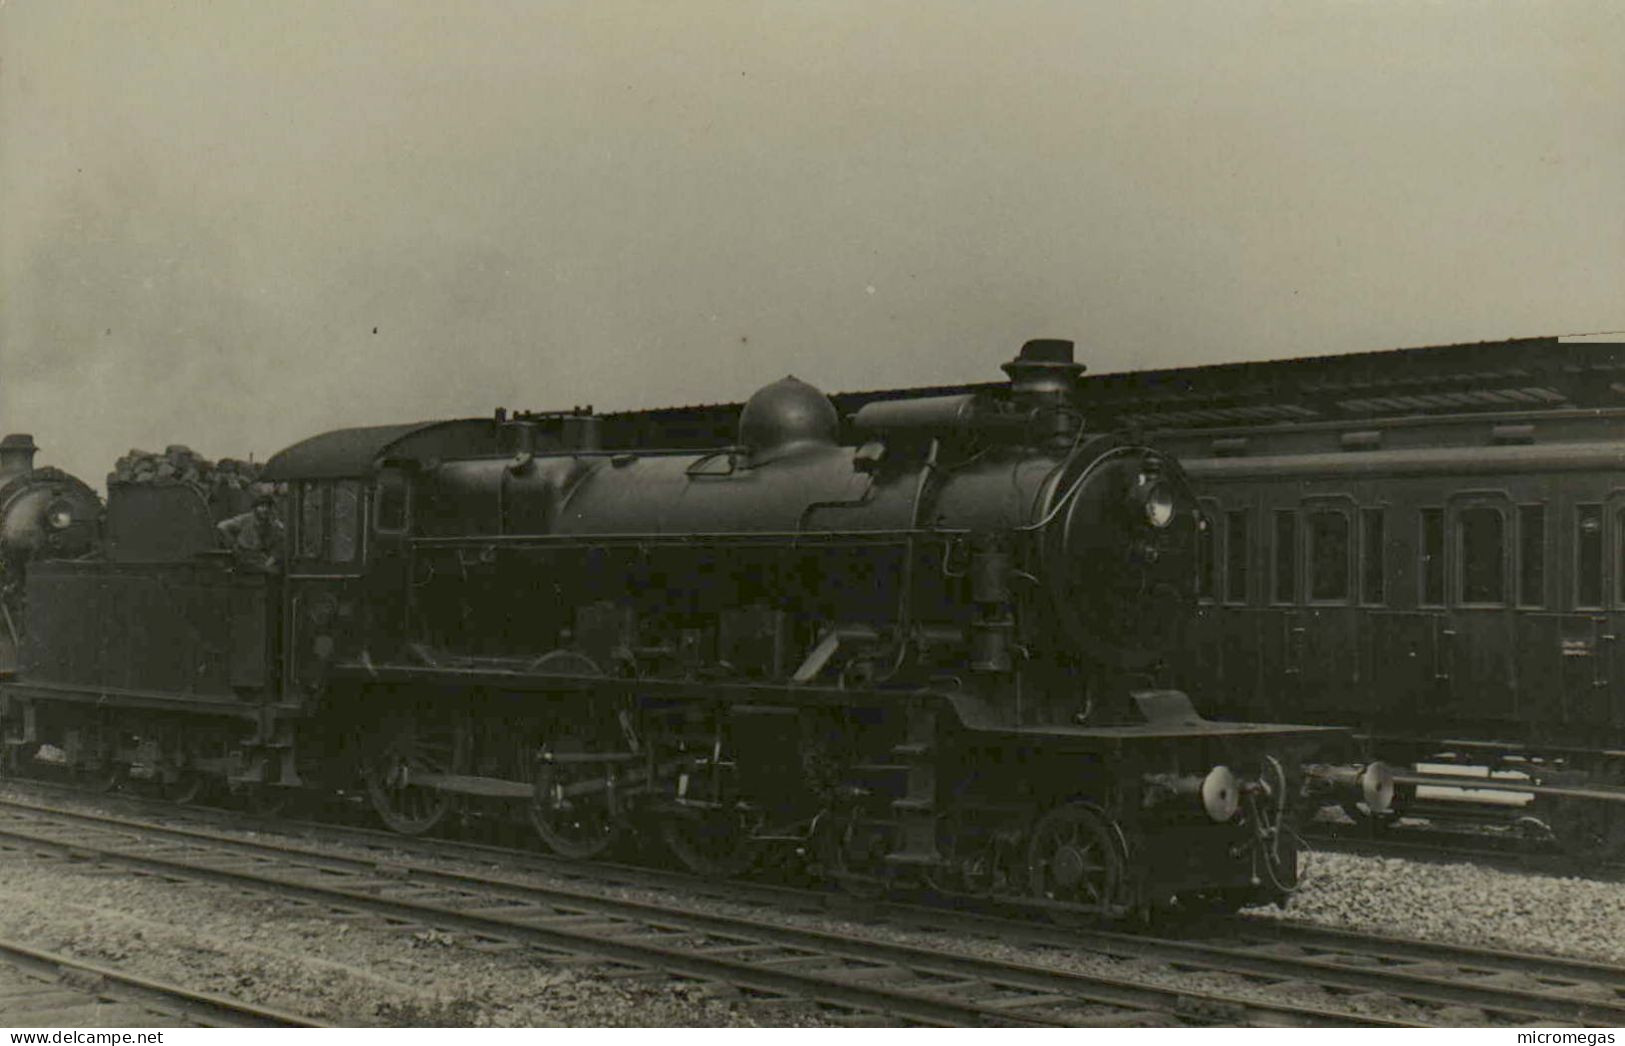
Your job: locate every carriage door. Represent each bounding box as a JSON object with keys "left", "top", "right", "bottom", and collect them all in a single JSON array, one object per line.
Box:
[
  {"left": 1260, "top": 506, "right": 1297, "bottom": 715},
  {"left": 1446, "top": 492, "right": 1517, "bottom": 731},
  {"left": 1553, "top": 499, "right": 1611, "bottom": 735},
  {"left": 1297, "top": 496, "right": 1360, "bottom": 718},
  {"left": 286, "top": 478, "right": 366, "bottom": 695},
  {"left": 1365, "top": 505, "right": 1446, "bottom": 738}
]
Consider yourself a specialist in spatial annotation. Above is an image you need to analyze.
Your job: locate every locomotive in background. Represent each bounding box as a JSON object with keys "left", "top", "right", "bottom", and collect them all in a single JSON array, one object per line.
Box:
[
  {"left": 0, "top": 339, "right": 1373, "bottom": 917},
  {"left": 0, "top": 434, "right": 101, "bottom": 674}
]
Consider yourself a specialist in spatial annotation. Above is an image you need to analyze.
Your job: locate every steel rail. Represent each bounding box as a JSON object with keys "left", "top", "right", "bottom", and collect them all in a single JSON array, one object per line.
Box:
[
  {"left": 1234, "top": 920, "right": 1625, "bottom": 991},
  {"left": 0, "top": 937, "right": 324, "bottom": 1028},
  {"left": 0, "top": 816, "right": 1158, "bottom": 1028},
  {"left": 0, "top": 798, "right": 1408, "bottom": 1028},
  {"left": 842, "top": 896, "right": 1625, "bottom": 1026},
  {"left": 11, "top": 784, "right": 1618, "bottom": 1025}
]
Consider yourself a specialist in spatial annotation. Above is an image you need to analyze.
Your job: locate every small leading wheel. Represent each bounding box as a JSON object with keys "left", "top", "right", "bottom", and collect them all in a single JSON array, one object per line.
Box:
[
  {"left": 1027, "top": 803, "right": 1126, "bottom": 915},
  {"left": 367, "top": 716, "right": 464, "bottom": 835},
  {"left": 529, "top": 755, "right": 622, "bottom": 860},
  {"left": 660, "top": 808, "right": 757, "bottom": 878}
]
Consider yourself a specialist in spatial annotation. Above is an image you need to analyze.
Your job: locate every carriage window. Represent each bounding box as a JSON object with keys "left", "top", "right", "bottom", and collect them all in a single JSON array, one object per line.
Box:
[
  {"left": 1519, "top": 504, "right": 1545, "bottom": 607},
  {"left": 1361, "top": 508, "right": 1386, "bottom": 605},
  {"left": 1196, "top": 512, "right": 1217, "bottom": 602},
  {"left": 330, "top": 480, "right": 361, "bottom": 563},
  {"left": 1458, "top": 506, "right": 1505, "bottom": 604},
  {"left": 1420, "top": 508, "right": 1444, "bottom": 606},
  {"left": 1225, "top": 509, "right": 1249, "bottom": 604},
  {"left": 1577, "top": 504, "right": 1603, "bottom": 608},
  {"left": 299, "top": 482, "right": 326, "bottom": 559},
  {"left": 375, "top": 472, "right": 408, "bottom": 533},
  {"left": 1273, "top": 510, "right": 1297, "bottom": 603},
  {"left": 1307, "top": 510, "right": 1351, "bottom": 602}
]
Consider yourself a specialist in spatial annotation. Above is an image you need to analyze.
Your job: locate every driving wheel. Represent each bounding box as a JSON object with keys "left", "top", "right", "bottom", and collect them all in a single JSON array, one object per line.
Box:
[
  {"left": 1027, "top": 803, "right": 1126, "bottom": 914},
  {"left": 367, "top": 714, "right": 465, "bottom": 835}
]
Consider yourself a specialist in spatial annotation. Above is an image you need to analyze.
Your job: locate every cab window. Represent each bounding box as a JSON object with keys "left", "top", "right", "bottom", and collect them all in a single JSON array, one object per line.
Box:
[
  {"left": 374, "top": 471, "right": 410, "bottom": 534},
  {"left": 298, "top": 482, "right": 326, "bottom": 559},
  {"left": 331, "top": 480, "right": 361, "bottom": 563},
  {"left": 295, "top": 479, "right": 362, "bottom": 567}
]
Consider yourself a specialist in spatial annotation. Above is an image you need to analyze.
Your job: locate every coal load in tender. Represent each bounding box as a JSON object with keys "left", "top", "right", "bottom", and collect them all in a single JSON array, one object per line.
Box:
[{"left": 108, "top": 445, "right": 275, "bottom": 520}]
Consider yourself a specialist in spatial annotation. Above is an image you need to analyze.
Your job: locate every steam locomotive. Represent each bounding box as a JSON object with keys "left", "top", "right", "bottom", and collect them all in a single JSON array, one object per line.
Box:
[{"left": 0, "top": 340, "right": 1376, "bottom": 916}]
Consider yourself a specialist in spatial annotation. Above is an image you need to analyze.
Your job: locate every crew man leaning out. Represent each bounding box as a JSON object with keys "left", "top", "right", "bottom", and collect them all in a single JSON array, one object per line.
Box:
[{"left": 217, "top": 494, "right": 285, "bottom": 572}]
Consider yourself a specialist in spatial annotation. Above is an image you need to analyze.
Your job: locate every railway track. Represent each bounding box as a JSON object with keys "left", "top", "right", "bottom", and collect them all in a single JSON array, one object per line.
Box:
[
  {"left": 0, "top": 936, "right": 322, "bottom": 1027},
  {"left": 1, "top": 791, "right": 1621, "bottom": 1026},
  {"left": 0, "top": 794, "right": 1360, "bottom": 1028}
]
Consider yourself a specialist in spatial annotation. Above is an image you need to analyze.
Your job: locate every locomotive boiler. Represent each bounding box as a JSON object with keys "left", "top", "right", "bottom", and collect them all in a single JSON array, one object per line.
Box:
[{"left": 1, "top": 340, "right": 1377, "bottom": 917}]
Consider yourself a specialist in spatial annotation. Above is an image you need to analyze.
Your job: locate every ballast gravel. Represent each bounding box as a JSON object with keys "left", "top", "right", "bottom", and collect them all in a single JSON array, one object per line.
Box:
[
  {"left": 0, "top": 783, "right": 1618, "bottom": 1026},
  {"left": 1250, "top": 849, "right": 1625, "bottom": 967}
]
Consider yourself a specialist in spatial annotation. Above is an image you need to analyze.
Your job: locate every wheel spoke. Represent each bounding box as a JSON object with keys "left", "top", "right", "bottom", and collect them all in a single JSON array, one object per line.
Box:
[
  {"left": 368, "top": 717, "right": 461, "bottom": 836},
  {"left": 1027, "top": 804, "right": 1123, "bottom": 915}
]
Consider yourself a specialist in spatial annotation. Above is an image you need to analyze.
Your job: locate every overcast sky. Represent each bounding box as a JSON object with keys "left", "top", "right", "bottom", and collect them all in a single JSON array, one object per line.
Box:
[{"left": 2, "top": 1, "right": 1621, "bottom": 482}]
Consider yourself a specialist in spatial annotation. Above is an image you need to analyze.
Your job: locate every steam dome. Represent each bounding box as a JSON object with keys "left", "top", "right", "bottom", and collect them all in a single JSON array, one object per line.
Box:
[{"left": 738, "top": 376, "right": 838, "bottom": 456}]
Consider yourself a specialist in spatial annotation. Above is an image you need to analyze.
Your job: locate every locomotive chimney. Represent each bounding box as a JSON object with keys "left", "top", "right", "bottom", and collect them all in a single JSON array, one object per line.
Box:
[
  {"left": 1002, "top": 340, "right": 1084, "bottom": 442},
  {"left": 0, "top": 434, "right": 38, "bottom": 474},
  {"left": 1001, "top": 339, "right": 1084, "bottom": 401}
]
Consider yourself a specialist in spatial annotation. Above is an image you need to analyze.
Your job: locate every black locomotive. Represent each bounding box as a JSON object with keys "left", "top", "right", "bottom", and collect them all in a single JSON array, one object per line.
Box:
[{"left": 1, "top": 340, "right": 1373, "bottom": 916}]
